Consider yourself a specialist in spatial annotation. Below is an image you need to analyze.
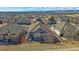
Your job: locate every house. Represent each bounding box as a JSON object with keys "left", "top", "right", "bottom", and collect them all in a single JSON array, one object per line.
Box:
[
  {"left": 27, "top": 20, "right": 61, "bottom": 43},
  {"left": 59, "top": 16, "right": 68, "bottom": 22},
  {"left": 51, "top": 21, "right": 66, "bottom": 36},
  {"left": 0, "top": 23, "right": 27, "bottom": 45},
  {"left": 52, "top": 17, "right": 79, "bottom": 40},
  {"left": 16, "top": 17, "right": 31, "bottom": 25},
  {"left": 0, "top": 16, "right": 9, "bottom": 23},
  {"left": 50, "top": 16, "right": 69, "bottom": 36},
  {"left": 62, "top": 23, "right": 79, "bottom": 40},
  {"left": 36, "top": 17, "right": 49, "bottom": 24},
  {"left": 47, "top": 16, "right": 57, "bottom": 25}
]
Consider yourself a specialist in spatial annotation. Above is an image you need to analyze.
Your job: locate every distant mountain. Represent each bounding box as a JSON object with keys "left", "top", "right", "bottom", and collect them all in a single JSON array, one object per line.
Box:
[
  {"left": 0, "top": 10, "right": 79, "bottom": 14},
  {"left": 0, "top": 7, "right": 79, "bottom": 13},
  {"left": 27, "top": 10, "right": 79, "bottom": 13},
  {"left": 51, "top": 10, "right": 79, "bottom": 13},
  {"left": 15, "top": 10, "right": 79, "bottom": 14}
]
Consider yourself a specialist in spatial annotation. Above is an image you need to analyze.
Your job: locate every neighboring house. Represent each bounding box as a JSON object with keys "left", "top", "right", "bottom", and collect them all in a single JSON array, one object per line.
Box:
[
  {"left": 51, "top": 16, "right": 79, "bottom": 40},
  {"left": 59, "top": 16, "right": 68, "bottom": 22},
  {"left": 53, "top": 20, "right": 79, "bottom": 40},
  {"left": 51, "top": 21, "right": 66, "bottom": 36},
  {"left": 47, "top": 17, "right": 57, "bottom": 25},
  {"left": 63, "top": 23, "right": 79, "bottom": 39},
  {"left": 27, "top": 21, "right": 61, "bottom": 43},
  {"left": 36, "top": 17, "right": 48, "bottom": 24},
  {"left": 0, "top": 16, "right": 9, "bottom": 23},
  {"left": 0, "top": 23, "right": 26, "bottom": 45},
  {"left": 16, "top": 17, "right": 31, "bottom": 25}
]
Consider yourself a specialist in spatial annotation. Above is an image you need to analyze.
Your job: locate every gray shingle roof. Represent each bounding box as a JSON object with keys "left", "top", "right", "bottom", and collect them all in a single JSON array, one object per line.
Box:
[
  {"left": 0, "top": 23, "right": 25, "bottom": 35},
  {"left": 55, "top": 22, "right": 66, "bottom": 32},
  {"left": 16, "top": 18, "right": 31, "bottom": 24}
]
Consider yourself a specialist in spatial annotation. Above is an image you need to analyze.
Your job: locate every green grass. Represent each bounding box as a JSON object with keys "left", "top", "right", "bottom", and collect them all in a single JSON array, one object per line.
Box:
[{"left": 32, "top": 41, "right": 41, "bottom": 44}]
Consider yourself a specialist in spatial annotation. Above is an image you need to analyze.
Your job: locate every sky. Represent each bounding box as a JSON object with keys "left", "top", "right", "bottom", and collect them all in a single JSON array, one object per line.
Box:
[{"left": 0, "top": 7, "right": 79, "bottom": 12}]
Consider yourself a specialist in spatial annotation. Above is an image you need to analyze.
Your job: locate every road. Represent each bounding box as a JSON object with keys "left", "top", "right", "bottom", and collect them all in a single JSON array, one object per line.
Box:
[
  {"left": 52, "top": 47, "right": 79, "bottom": 51},
  {"left": 0, "top": 44, "right": 79, "bottom": 51}
]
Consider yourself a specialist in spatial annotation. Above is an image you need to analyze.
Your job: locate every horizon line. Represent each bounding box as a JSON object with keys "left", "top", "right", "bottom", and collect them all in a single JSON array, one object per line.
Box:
[{"left": 0, "top": 7, "right": 79, "bottom": 12}]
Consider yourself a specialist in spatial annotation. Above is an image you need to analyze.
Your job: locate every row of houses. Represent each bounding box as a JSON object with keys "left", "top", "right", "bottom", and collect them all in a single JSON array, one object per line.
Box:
[
  {"left": 0, "top": 14, "right": 78, "bottom": 45},
  {"left": 0, "top": 17, "right": 61, "bottom": 45}
]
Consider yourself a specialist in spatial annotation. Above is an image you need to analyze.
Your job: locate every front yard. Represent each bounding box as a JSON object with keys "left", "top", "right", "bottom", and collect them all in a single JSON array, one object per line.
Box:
[{"left": 0, "top": 40, "right": 79, "bottom": 51}]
